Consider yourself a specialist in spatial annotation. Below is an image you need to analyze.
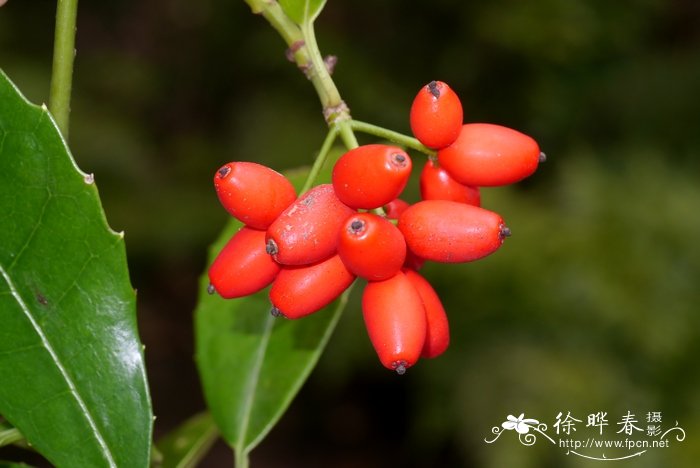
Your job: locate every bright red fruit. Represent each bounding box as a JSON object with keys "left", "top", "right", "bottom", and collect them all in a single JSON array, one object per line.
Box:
[
  {"left": 410, "top": 80, "right": 463, "bottom": 149},
  {"left": 338, "top": 213, "right": 406, "bottom": 281},
  {"left": 362, "top": 271, "right": 427, "bottom": 374},
  {"left": 266, "top": 184, "right": 355, "bottom": 265},
  {"left": 437, "top": 123, "right": 541, "bottom": 186},
  {"left": 383, "top": 198, "right": 410, "bottom": 219},
  {"left": 332, "top": 144, "right": 412, "bottom": 209},
  {"left": 419, "top": 159, "right": 480, "bottom": 206},
  {"left": 403, "top": 269, "right": 449, "bottom": 359},
  {"left": 398, "top": 200, "right": 510, "bottom": 263},
  {"left": 383, "top": 198, "right": 425, "bottom": 271},
  {"left": 270, "top": 254, "right": 356, "bottom": 319},
  {"left": 214, "top": 162, "right": 296, "bottom": 229},
  {"left": 208, "top": 227, "right": 281, "bottom": 299}
]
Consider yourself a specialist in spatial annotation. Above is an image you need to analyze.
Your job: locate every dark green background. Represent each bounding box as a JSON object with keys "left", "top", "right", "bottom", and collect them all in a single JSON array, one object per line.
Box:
[{"left": 2, "top": 0, "right": 699, "bottom": 466}]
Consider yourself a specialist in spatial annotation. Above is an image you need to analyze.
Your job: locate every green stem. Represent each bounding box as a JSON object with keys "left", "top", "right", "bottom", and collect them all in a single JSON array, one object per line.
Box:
[
  {"left": 337, "top": 120, "right": 359, "bottom": 149},
  {"left": 300, "top": 20, "right": 343, "bottom": 110},
  {"left": 300, "top": 126, "right": 338, "bottom": 194},
  {"left": 235, "top": 450, "right": 249, "bottom": 468},
  {"left": 247, "top": 1, "right": 300, "bottom": 44},
  {"left": 350, "top": 120, "right": 436, "bottom": 157},
  {"left": 0, "top": 428, "right": 24, "bottom": 447},
  {"left": 243, "top": 1, "right": 350, "bottom": 121},
  {"left": 49, "top": 0, "right": 79, "bottom": 140},
  {"left": 244, "top": 1, "right": 358, "bottom": 189}
]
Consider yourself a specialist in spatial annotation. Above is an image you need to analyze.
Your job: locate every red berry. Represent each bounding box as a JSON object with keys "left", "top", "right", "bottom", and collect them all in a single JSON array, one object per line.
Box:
[
  {"left": 266, "top": 184, "right": 355, "bottom": 266},
  {"left": 362, "top": 271, "right": 427, "bottom": 374},
  {"left": 410, "top": 80, "right": 463, "bottom": 149},
  {"left": 338, "top": 213, "right": 406, "bottom": 281},
  {"left": 383, "top": 198, "right": 410, "bottom": 219},
  {"left": 208, "top": 227, "right": 281, "bottom": 299},
  {"left": 437, "top": 123, "right": 541, "bottom": 186},
  {"left": 398, "top": 200, "right": 509, "bottom": 263},
  {"left": 332, "top": 144, "right": 412, "bottom": 209},
  {"left": 403, "top": 269, "right": 449, "bottom": 359},
  {"left": 214, "top": 162, "right": 297, "bottom": 229},
  {"left": 419, "top": 159, "right": 480, "bottom": 206},
  {"left": 270, "top": 254, "right": 355, "bottom": 319},
  {"left": 383, "top": 198, "right": 425, "bottom": 271},
  {"left": 402, "top": 250, "right": 426, "bottom": 272}
]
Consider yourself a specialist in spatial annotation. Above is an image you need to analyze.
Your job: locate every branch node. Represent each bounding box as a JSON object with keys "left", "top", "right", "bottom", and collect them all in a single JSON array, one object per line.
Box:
[
  {"left": 285, "top": 40, "right": 306, "bottom": 62},
  {"left": 324, "top": 55, "right": 338, "bottom": 75},
  {"left": 323, "top": 101, "right": 351, "bottom": 125}
]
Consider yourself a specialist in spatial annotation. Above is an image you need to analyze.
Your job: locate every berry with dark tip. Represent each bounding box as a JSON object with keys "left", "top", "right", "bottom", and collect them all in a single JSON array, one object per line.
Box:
[
  {"left": 337, "top": 213, "right": 406, "bottom": 281},
  {"left": 269, "top": 254, "right": 356, "bottom": 319},
  {"left": 362, "top": 271, "right": 426, "bottom": 374},
  {"left": 214, "top": 162, "right": 296, "bottom": 229},
  {"left": 410, "top": 80, "right": 463, "bottom": 149},
  {"left": 437, "top": 123, "right": 541, "bottom": 187},
  {"left": 398, "top": 200, "right": 508, "bottom": 263},
  {"left": 208, "top": 227, "right": 281, "bottom": 299},
  {"left": 265, "top": 184, "right": 355, "bottom": 266},
  {"left": 332, "top": 144, "right": 412, "bottom": 209}
]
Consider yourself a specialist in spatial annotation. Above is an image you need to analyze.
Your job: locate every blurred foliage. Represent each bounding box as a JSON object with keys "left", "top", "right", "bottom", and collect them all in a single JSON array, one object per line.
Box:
[{"left": 1, "top": 0, "right": 699, "bottom": 466}]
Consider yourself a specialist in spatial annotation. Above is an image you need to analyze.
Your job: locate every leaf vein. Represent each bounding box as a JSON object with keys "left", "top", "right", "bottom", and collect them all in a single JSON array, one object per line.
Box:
[
  {"left": 235, "top": 312, "right": 276, "bottom": 454},
  {"left": 6, "top": 195, "right": 51, "bottom": 272}
]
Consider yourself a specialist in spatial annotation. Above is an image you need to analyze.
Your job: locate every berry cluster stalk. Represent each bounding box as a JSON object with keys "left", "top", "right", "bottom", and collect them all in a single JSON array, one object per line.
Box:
[{"left": 244, "top": 0, "right": 435, "bottom": 190}]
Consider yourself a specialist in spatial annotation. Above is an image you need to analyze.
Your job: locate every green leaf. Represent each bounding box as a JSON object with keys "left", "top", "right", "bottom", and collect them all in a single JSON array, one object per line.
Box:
[
  {"left": 195, "top": 168, "right": 350, "bottom": 465},
  {"left": 278, "top": 0, "right": 327, "bottom": 25},
  {"left": 155, "top": 412, "right": 218, "bottom": 468},
  {"left": 0, "top": 70, "right": 152, "bottom": 467}
]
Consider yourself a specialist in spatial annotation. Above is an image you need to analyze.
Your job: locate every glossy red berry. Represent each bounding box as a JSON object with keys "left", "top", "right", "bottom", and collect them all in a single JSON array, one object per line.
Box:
[
  {"left": 383, "top": 198, "right": 425, "bottom": 271},
  {"left": 362, "top": 271, "right": 427, "bottom": 374},
  {"left": 398, "top": 200, "right": 510, "bottom": 263},
  {"left": 338, "top": 213, "right": 406, "bottom": 281},
  {"left": 270, "top": 254, "right": 355, "bottom": 319},
  {"left": 410, "top": 80, "right": 463, "bottom": 149},
  {"left": 403, "top": 269, "right": 449, "bottom": 359},
  {"left": 208, "top": 227, "right": 281, "bottom": 299},
  {"left": 437, "top": 123, "right": 542, "bottom": 187},
  {"left": 214, "top": 162, "right": 297, "bottom": 229},
  {"left": 332, "top": 144, "right": 412, "bottom": 209},
  {"left": 266, "top": 184, "right": 355, "bottom": 266},
  {"left": 419, "top": 159, "right": 480, "bottom": 206}
]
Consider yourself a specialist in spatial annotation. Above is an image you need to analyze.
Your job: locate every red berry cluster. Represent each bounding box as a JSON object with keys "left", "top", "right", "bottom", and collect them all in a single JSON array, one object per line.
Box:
[{"left": 208, "top": 80, "right": 543, "bottom": 374}]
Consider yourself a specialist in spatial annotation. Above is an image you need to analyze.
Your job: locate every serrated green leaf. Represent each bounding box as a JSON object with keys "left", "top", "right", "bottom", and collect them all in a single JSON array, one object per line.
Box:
[
  {"left": 278, "top": 0, "right": 327, "bottom": 25},
  {"left": 155, "top": 412, "right": 218, "bottom": 468},
  {"left": 0, "top": 69, "right": 152, "bottom": 467},
  {"left": 195, "top": 167, "right": 350, "bottom": 463}
]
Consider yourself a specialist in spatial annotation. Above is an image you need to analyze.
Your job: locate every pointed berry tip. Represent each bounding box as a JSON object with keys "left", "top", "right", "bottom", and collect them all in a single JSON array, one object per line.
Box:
[
  {"left": 427, "top": 81, "right": 440, "bottom": 99},
  {"left": 500, "top": 225, "right": 512, "bottom": 239},
  {"left": 265, "top": 239, "right": 278, "bottom": 256},
  {"left": 217, "top": 165, "right": 232, "bottom": 179},
  {"left": 393, "top": 360, "right": 409, "bottom": 375}
]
